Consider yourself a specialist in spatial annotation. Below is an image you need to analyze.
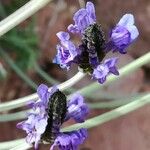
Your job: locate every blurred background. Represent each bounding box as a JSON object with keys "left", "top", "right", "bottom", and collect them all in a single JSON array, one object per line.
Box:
[{"left": 0, "top": 0, "right": 150, "bottom": 150}]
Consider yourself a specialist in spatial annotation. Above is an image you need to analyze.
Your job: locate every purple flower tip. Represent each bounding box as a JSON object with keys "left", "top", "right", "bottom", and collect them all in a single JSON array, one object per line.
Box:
[
  {"left": 68, "top": 2, "right": 96, "bottom": 34},
  {"left": 109, "top": 14, "right": 139, "bottom": 54},
  {"left": 66, "top": 93, "right": 89, "bottom": 123},
  {"left": 50, "top": 128, "right": 88, "bottom": 150},
  {"left": 92, "top": 57, "right": 119, "bottom": 84},
  {"left": 36, "top": 84, "right": 58, "bottom": 109},
  {"left": 53, "top": 31, "right": 78, "bottom": 69}
]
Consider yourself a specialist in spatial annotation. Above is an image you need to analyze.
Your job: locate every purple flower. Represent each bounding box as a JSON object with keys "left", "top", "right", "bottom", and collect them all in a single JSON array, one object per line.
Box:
[
  {"left": 66, "top": 93, "right": 89, "bottom": 123},
  {"left": 68, "top": 2, "right": 96, "bottom": 34},
  {"left": 53, "top": 31, "right": 78, "bottom": 69},
  {"left": 92, "top": 57, "right": 119, "bottom": 84},
  {"left": 17, "top": 113, "right": 48, "bottom": 149},
  {"left": 17, "top": 84, "right": 88, "bottom": 150},
  {"left": 50, "top": 128, "right": 88, "bottom": 150},
  {"left": 53, "top": 2, "right": 139, "bottom": 85},
  {"left": 108, "top": 14, "right": 139, "bottom": 54}
]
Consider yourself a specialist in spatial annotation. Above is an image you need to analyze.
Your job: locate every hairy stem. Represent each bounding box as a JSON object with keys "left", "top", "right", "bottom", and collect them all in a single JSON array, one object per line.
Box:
[
  {"left": 0, "top": 72, "right": 85, "bottom": 112},
  {"left": 0, "top": 0, "right": 53, "bottom": 36},
  {"left": 0, "top": 52, "right": 150, "bottom": 112},
  {"left": 0, "top": 93, "right": 147, "bottom": 122}
]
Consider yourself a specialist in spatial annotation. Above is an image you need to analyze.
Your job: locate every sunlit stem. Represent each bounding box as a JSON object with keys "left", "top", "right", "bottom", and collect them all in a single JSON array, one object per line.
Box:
[
  {"left": 0, "top": 72, "right": 85, "bottom": 112},
  {"left": 0, "top": 0, "right": 53, "bottom": 36},
  {"left": 34, "top": 62, "right": 75, "bottom": 93},
  {"left": 0, "top": 93, "right": 147, "bottom": 122},
  {"left": 0, "top": 52, "right": 150, "bottom": 112}
]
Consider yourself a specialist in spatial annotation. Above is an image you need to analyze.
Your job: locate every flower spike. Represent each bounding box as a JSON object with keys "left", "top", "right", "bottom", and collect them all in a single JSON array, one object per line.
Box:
[{"left": 17, "top": 84, "right": 88, "bottom": 150}]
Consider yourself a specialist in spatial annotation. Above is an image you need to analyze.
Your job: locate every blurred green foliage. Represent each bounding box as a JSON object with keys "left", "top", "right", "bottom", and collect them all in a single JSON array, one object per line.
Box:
[{"left": 0, "top": 0, "right": 39, "bottom": 71}]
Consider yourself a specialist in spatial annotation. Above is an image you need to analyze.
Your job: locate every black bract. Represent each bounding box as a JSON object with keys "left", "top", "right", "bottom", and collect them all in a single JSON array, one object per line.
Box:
[{"left": 41, "top": 90, "right": 67, "bottom": 143}]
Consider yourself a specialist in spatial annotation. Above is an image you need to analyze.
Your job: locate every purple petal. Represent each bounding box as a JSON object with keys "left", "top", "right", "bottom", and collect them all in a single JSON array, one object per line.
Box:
[
  {"left": 92, "top": 64, "right": 109, "bottom": 79},
  {"left": 86, "top": 2, "right": 96, "bottom": 22},
  {"left": 107, "top": 14, "right": 139, "bottom": 54},
  {"left": 92, "top": 57, "right": 119, "bottom": 84},
  {"left": 51, "top": 129, "right": 87, "bottom": 150},
  {"left": 37, "top": 84, "right": 49, "bottom": 103},
  {"left": 35, "top": 118, "right": 47, "bottom": 134},
  {"left": 68, "top": 24, "right": 80, "bottom": 34},
  {"left": 66, "top": 94, "right": 89, "bottom": 123},
  {"left": 56, "top": 31, "right": 70, "bottom": 41},
  {"left": 68, "top": 2, "right": 96, "bottom": 34},
  {"left": 118, "top": 14, "right": 134, "bottom": 27},
  {"left": 126, "top": 25, "right": 139, "bottom": 41},
  {"left": 54, "top": 31, "right": 78, "bottom": 69}
]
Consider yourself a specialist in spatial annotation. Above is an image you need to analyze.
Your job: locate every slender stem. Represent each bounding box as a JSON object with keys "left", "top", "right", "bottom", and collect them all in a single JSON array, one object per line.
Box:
[
  {"left": 0, "top": 93, "right": 146, "bottom": 122},
  {"left": 78, "top": 52, "right": 150, "bottom": 96},
  {"left": 34, "top": 62, "right": 59, "bottom": 85},
  {"left": 0, "top": 110, "right": 30, "bottom": 122},
  {"left": 0, "top": 139, "right": 26, "bottom": 150},
  {"left": 63, "top": 93, "right": 150, "bottom": 131},
  {"left": 0, "top": 52, "right": 150, "bottom": 112},
  {"left": 0, "top": 48, "right": 38, "bottom": 90},
  {"left": 0, "top": 0, "right": 53, "bottom": 36},
  {"left": 58, "top": 72, "right": 85, "bottom": 90},
  {"left": 10, "top": 142, "right": 32, "bottom": 150},
  {"left": 0, "top": 72, "right": 85, "bottom": 112},
  {"left": 34, "top": 63, "right": 75, "bottom": 93}
]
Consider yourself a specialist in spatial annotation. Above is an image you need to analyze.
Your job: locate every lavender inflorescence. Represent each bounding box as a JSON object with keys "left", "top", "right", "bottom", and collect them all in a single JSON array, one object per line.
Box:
[
  {"left": 54, "top": 2, "right": 139, "bottom": 84},
  {"left": 17, "top": 84, "right": 89, "bottom": 150}
]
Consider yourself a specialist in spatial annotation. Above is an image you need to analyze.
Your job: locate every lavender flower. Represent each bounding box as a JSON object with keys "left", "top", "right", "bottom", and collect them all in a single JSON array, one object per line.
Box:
[
  {"left": 53, "top": 31, "right": 78, "bottom": 69},
  {"left": 17, "top": 84, "right": 88, "bottom": 150},
  {"left": 108, "top": 14, "right": 139, "bottom": 54},
  {"left": 68, "top": 2, "right": 96, "bottom": 34},
  {"left": 66, "top": 93, "right": 89, "bottom": 123},
  {"left": 53, "top": 2, "right": 139, "bottom": 84},
  {"left": 50, "top": 128, "right": 88, "bottom": 150},
  {"left": 92, "top": 58, "right": 119, "bottom": 84}
]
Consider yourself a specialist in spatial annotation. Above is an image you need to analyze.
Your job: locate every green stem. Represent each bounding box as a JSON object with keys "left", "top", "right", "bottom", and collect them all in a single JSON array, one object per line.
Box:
[
  {"left": 0, "top": 52, "right": 150, "bottom": 112},
  {"left": 34, "top": 63, "right": 75, "bottom": 93},
  {"left": 0, "top": 110, "right": 30, "bottom": 122},
  {"left": 0, "top": 48, "right": 37, "bottom": 90},
  {"left": 0, "top": 0, "right": 53, "bottom": 36},
  {"left": 0, "top": 93, "right": 147, "bottom": 122},
  {"left": 0, "top": 72, "right": 85, "bottom": 112},
  {"left": 0, "top": 139, "right": 27, "bottom": 150},
  {"left": 78, "top": 52, "right": 150, "bottom": 97},
  {"left": 34, "top": 62, "right": 59, "bottom": 85}
]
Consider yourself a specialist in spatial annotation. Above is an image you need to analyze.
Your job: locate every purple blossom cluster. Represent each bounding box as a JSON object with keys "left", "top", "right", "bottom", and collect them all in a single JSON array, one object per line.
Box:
[
  {"left": 54, "top": 2, "right": 139, "bottom": 84},
  {"left": 17, "top": 84, "right": 89, "bottom": 150}
]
